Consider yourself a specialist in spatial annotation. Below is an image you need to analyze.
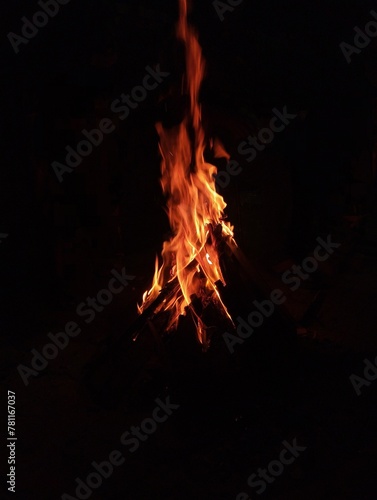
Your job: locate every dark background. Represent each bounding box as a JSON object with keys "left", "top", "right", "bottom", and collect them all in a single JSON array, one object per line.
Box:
[{"left": 1, "top": 0, "right": 377, "bottom": 499}]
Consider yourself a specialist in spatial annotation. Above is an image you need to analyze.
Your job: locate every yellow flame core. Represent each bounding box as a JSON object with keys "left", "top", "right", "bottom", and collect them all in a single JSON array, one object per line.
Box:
[{"left": 138, "top": 0, "right": 235, "bottom": 343}]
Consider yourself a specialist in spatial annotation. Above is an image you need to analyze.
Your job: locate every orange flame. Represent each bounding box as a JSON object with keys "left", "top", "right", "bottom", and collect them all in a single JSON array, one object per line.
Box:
[{"left": 139, "top": 0, "right": 235, "bottom": 344}]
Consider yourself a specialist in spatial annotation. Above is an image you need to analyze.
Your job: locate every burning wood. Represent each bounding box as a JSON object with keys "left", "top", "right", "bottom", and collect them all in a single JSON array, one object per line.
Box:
[{"left": 138, "top": 0, "right": 237, "bottom": 347}]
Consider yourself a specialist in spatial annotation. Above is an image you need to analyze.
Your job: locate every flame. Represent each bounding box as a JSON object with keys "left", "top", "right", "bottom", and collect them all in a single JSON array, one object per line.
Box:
[{"left": 139, "top": 0, "right": 235, "bottom": 344}]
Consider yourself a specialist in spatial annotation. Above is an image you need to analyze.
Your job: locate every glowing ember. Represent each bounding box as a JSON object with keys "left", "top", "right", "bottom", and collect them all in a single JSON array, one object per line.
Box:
[{"left": 138, "top": 0, "right": 236, "bottom": 346}]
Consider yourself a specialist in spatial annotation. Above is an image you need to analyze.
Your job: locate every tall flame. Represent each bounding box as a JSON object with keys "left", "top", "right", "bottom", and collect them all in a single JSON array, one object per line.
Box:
[{"left": 139, "top": 0, "right": 235, "bottom": 345}]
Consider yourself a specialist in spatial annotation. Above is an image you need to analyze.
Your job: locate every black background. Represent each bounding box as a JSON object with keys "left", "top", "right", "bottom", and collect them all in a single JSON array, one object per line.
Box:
[{"left": 1, "top": 1, "right": 377, "bottom": 499}]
